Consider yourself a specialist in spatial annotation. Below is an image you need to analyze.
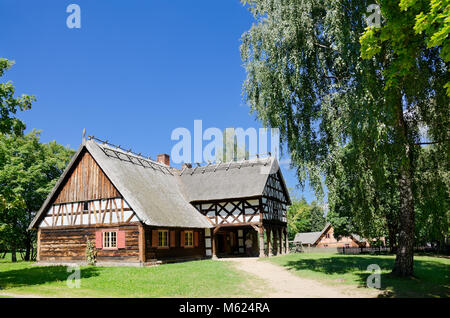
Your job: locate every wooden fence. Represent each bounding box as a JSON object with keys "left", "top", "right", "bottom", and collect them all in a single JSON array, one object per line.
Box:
[{"left": 338, "top": 246, "right": 390, "bottom": 254}]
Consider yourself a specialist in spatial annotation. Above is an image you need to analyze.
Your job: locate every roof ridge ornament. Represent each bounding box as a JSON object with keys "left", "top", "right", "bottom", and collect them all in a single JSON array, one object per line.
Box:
[
  {"left": 214, "top": 160, "right": 222, "bottom": 172},
  {"left": 202, "top": 161, "right": 212, "bottom": 174}
]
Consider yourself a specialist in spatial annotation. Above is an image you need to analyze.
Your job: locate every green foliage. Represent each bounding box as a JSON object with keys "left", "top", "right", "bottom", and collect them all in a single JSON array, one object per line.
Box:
[
  {"left": 287, "top": 196, "right": 326, "bottom": 239},
  {"left": 0, "top": 58, "right": 35, "bottom": 134},
  {"left": 0, "top": 131, "right": 74, "bottom": 260},
  {"left": 400, "top": 0, "right": 450, "bottom": 95},
  {"left": 326, "top": 142, "right": 399, "bottom": 242},
  {"left": 360, "top": 0, "right": 449, "bottom": 94},
  {"left": 414, "top": 146, "right": 450, "bottom": 245},
  {"left": 85, "top": 238, "right": 97, "bottom": 265}
]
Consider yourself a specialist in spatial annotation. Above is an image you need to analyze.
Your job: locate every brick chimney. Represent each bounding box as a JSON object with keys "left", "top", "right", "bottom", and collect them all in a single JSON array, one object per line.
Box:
[{"left": 157, "top": 154, "right": 170, "bottom": 166}]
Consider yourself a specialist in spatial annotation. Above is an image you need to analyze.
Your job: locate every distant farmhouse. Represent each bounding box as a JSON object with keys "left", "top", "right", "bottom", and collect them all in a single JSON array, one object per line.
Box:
[
  {"left": 293, "top": 223, "right": 371, "bottom": 248},
  {"left": 29, "top": 135, "right": 291, "bottom": 265}
]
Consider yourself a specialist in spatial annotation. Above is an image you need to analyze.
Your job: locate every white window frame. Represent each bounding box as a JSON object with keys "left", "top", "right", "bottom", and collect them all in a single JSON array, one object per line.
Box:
[
  {"left": 103, "top": 230, "right": 117, "bottom": 249},
  {"left": 185, "top": 231, "right": 194, "bottom": 247},
  {"left": 158, "top": 230, "right": 169, "bottom": 248}
]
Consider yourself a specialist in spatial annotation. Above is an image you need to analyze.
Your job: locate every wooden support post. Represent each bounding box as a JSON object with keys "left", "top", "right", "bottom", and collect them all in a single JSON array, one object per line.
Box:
[
  {"left": 212, "top": 231, "right": 218, "bottom": 259},
  {"left": 267, "top": 226, "right": 273, "bottom": 257},
  {"left": 138, "top": 223, "right": 146, "bottom": 263},
  {"left": 37, "top": 228, "right": 41, "bottom": 262},
  {"left": 278, "top": 227, "right": 283, "bottom": 255},
  {"left": 258, "top": 226, "right": 265, "bottom": 258},
  {"left": 284, "top": 228, "right": 289, "bottom": 254},
  {"left": 273, "top": 227, "right": 278, "bottom": 255}
]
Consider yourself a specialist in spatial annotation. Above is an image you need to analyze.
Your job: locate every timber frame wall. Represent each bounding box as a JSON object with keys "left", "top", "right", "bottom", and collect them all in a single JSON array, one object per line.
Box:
[{"left": 193, "top": 170, "right": 290, "bottom": 258}]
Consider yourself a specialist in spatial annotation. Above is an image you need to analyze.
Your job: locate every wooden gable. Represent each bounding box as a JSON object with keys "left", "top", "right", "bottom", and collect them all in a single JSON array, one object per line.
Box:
[
  {"left": 263, "top": 170, "right": 289, "bottom": 204},
  {"left": 54, "top": 150, "right": 120, "bottom": 204}
]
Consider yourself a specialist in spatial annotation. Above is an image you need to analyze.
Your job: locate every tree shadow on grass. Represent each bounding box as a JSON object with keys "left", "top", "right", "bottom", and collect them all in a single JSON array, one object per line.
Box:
[
  {"left": 0, "top": 266, "right": 100, "bottom": 290},
  {"left": 283, "top": 255, "right": 449, "bottom": 298}
]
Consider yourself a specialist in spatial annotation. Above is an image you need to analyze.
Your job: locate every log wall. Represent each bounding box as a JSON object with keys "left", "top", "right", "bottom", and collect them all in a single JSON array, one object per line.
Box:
[
  {"left": 39, "top": 223, "right": 140, "bottom": 262},
  {"left": 145, "top": 226, "right": 205, "bottom": 260}
]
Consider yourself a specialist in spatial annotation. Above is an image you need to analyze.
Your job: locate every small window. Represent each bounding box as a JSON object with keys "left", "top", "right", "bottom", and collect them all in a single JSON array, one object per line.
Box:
[
  {"left": 345, "top": 244, "right": 350, "bottom": 248},
  {"left": 158, "top": 230, "right": 169, "bottom": 247},
  {"left": 326, "top": 233, "right": 330, "bottom": 238},
  {"left": 184, "top": 231, "right": 194, "bottom": 247},
  {"left": 103, "top": 231, "right": 117, "bottom": 249},
  {"left": 83, "top": 201, "right": 89, "bottom": 211}
]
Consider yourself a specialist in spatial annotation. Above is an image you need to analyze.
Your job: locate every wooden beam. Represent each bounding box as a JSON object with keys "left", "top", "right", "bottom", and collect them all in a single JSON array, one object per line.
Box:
[
  {"left": 267, "top": 226, "right": 273, "bottom": 257},
  {"left": 213, "top": 226, "right": 222, "bottom": 234},
  {"left": 138, "top": 223, "right": 146, "bottom": 263},
  {"left": 37, "top": 228, "right": 41, "bottom": 262},
  {"left": 258, "top": 226, "right": 265, "bottom": 258},
  {"left": 211, "top": 231, "right": 217, "bottom": 259}
]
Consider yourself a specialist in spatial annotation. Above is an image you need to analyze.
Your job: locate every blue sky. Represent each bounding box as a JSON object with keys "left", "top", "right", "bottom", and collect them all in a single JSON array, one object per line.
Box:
[{"left": 1, "top": 0, "right": 323, "bottom": 203}]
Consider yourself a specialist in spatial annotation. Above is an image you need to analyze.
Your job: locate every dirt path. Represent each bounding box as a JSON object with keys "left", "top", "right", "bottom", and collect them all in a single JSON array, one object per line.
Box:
[{"left": 222, "top": 257, "right": 381, "bottom": 298}]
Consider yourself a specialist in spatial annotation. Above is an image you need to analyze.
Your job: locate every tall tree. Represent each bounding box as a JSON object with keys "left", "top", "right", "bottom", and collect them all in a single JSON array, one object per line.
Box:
[
  {"left": 360, "top": 0, "right": 449, "bottom": 276},
  {"left": 0, "top": 131, "right": 74, "bottom": 261},
  {"left": 240, "top": 0, "right": 448, "bottom": 276},
  {"left": 0, "top": 58, "right": 35, "bottom": 134}
]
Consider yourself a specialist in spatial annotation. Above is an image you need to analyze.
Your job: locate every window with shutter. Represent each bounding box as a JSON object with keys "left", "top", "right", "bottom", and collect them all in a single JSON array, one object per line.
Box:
[
  {"left": 157, "top": 230, "right": 169, "bottom": 248},
  {"left": 102, "top": 230, "right": 118, "bottom": 250},
  {"left": 184, "top": 231, "right": 194, "bottom": 248}
]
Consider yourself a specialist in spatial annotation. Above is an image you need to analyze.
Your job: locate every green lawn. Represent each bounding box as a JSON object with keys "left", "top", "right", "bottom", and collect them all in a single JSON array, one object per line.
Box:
[
  {"left": 265, "top": 252, "right": 450, "bottom": 298},
  {"left": 0, "top": 256, "right": 260, "bottom": 298}
]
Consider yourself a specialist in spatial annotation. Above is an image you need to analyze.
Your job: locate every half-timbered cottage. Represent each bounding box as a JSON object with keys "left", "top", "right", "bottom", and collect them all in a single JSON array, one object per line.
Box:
[{"left": 29, "top": 136, "right": 291, "bottom": 265}]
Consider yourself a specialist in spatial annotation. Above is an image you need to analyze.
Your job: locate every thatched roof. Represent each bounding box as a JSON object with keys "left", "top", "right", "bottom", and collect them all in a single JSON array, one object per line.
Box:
[
  {"left": 85, "top": 140, "right": 212, "bottom": 228},
  {"left": 179, "top": 156, "right": 290, "bottom": 203},
  {"left": 30, "top": 140, "right": 212, "bottom": 229}
]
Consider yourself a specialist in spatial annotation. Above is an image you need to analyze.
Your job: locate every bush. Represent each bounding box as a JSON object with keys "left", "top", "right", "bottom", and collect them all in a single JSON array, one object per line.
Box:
[{"left": 85, "top": 238, "right": 97, "bottom": 265}]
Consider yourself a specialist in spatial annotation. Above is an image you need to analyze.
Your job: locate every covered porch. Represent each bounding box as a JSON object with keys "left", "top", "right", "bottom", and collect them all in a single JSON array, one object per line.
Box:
[{"left": 209, "top": 223, "right": 289, "bottom": 258}]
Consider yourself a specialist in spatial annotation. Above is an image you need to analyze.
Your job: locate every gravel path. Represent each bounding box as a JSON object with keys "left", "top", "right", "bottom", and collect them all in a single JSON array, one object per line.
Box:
[{"left": 222, "top": 257, "right": 381, "bottom": 298}]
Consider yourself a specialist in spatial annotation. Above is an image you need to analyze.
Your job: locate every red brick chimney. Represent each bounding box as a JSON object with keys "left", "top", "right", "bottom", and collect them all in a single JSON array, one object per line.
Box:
[{"left": 157, "top": 154, "right": 170, "bottom": 166}]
